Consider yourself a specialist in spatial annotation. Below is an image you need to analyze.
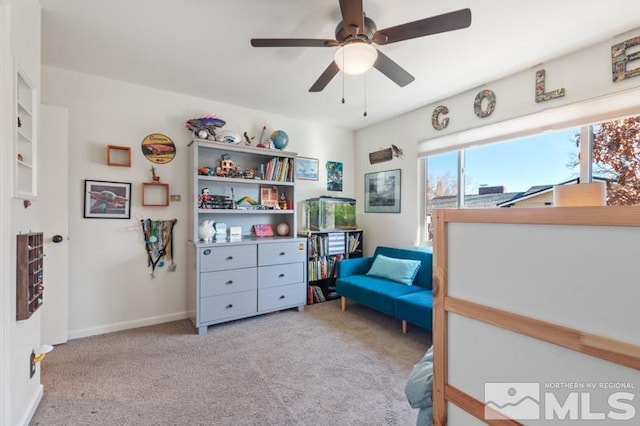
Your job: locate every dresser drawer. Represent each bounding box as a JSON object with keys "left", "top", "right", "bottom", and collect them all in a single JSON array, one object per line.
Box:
[
  {"left": 200, "top": 245, "right": 256, "bottom": 272},
  {"left": 201, "top": 268, "right": 257, "bottom": 297},
  {"left": 200, "top": 290, "right": 257, "bottom": 323},
  {"left": 258, "top": 283, "right": 305, "bottom": 312},
  {"left": 258, "top": 262, "right": 303, "bottom": 289},
  {"left": 258, "top": 241, "right": 306, "bottom": 266}
]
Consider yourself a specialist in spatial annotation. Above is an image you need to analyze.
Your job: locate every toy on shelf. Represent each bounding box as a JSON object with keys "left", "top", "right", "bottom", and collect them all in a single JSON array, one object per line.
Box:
[
  {"left": 185, "top": 115, "right": 226, "bottom": 140},
  {"left": 198, "top": 166, "right": 214, "bottom": 176},
  {"left": 215, "top": 154, "right": 241, "bottom": 178},
  {"left": 199, "top": 188, "right": 214, "bottom": 209}
]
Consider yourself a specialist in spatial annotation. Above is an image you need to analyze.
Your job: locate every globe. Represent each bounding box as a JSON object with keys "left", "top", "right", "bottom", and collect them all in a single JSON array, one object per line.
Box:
[
  {"left": 276, "top": 222, "right": 290, "bottom": 236},
  {"left": 270, "top": 130, "right": 289, "bottom": 150}
]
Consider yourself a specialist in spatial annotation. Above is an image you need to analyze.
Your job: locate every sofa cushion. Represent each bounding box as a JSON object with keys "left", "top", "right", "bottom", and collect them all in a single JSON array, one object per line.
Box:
[
  {"left": 366, "top": 254, "right": 422, "bottom": 285},
  {"left": 394, "top": 291, "right": 434, "bottom": 330},
  {"left": 336, "top": 275, "right": 424, "bottom": 316},
  {"left": 374, "top": 246, "right": 433, "bottom": 289}
]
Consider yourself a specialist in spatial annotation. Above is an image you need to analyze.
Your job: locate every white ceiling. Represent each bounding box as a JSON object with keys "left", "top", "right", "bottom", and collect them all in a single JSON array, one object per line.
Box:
[{"left": 40, "top": 0, "right": 640, "bottom": 131}]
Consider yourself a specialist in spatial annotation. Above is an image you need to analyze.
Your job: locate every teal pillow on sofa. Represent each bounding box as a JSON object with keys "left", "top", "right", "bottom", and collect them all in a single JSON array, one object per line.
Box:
[{"left": 366, "top": 254, "right": 422, "bottom": 285}]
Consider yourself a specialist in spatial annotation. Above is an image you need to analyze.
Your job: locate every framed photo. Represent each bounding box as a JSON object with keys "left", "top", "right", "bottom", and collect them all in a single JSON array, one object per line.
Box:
[
  {"left": 84, "top": 180, "right": 132, "bottom": 219},
  {"left": 365, "top": 169, "right": 401, "bottom": 213},
  {"left": 295, "top": 157, "right": 319, "bottom": 180}
]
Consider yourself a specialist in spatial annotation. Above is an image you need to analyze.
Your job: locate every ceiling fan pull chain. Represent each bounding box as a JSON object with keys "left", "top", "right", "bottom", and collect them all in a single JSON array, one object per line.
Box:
[
  {"left": 341, "top": 48, "right": 346, "bottom": 104},
  {"left": 363, "top": 74, "right": 368, "bottom": 117}
]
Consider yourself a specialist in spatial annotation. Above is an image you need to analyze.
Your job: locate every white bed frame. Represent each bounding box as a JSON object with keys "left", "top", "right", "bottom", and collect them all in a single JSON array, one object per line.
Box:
[{"left": 432, "top": 207, "right": 640, "bottom": 425}]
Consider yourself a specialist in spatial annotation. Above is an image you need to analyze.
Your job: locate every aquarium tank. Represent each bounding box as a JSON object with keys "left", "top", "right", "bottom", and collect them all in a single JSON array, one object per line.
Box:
[{"left": 304, "top": 197, "right": 357, "bottom": 231}]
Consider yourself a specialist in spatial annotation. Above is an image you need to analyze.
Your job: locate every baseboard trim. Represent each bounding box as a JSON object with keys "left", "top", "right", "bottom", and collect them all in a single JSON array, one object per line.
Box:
[
  {"left": 68, "top": 312, "right": 188, "bottom": 340},
  {"left": 19, "top": 383, "right": 43, "bottom": 426}
]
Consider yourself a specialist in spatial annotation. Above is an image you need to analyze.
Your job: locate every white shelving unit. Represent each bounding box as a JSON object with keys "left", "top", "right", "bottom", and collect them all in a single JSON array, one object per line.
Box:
[
  {"left": 188, "top": 139, "right": 298, "bottom": 241},
  {"left": 186, "top": 139, "right": 307, "bottom": 334},
  {"left": 14, "top": 65, "right": 37, "bottom": 199}
]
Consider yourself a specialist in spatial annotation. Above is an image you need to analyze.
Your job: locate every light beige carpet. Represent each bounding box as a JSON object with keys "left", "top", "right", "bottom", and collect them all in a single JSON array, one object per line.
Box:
[{"left": 31, "top": 299, "right": 431, "bottom": 425}]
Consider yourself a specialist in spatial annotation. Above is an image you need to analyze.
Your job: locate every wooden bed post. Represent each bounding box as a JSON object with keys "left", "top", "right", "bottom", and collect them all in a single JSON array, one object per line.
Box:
[{"left": 433, "top": 209, "right": 448, "bottom": 425}]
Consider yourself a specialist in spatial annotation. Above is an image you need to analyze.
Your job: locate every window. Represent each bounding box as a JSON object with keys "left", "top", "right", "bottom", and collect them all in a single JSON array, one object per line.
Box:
[
  {"left": 424, "top": 128, "right": 580, "bottom": 243},
  {"left": 425, "top": 151, "right": 458, "bottom": 242},
  {"left": 465, "top": 129, "right": 579, "bottom": 208}
]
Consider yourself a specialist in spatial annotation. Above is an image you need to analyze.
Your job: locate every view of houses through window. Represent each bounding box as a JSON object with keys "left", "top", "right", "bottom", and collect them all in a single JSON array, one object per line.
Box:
[{"left": 425, "top": 114, "right": 640, "bottom": 243}]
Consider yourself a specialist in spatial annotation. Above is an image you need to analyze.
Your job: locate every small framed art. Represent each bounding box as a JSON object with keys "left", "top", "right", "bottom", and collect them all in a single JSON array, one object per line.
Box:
[
  {"left": 295, "top": 157, "right": 319, "bottom": 180},
  {"left": 84, "top": 179, "right": 132, "bottom": 219}
]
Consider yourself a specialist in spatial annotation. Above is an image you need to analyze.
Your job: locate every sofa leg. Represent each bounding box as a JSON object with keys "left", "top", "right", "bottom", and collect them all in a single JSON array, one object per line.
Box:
[
  {"left": 402, "top": 320, "right": 408, "bottom": 334},
  {"left": 341, "top": 296, "right": 346, "bottom": 312}
]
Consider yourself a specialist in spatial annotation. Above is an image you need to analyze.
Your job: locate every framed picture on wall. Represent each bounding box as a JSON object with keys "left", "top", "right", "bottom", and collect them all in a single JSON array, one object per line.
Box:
[
  {"left": 83, "top": 179, "right": 132, "bottom": 219},
  {"left": 296, "top": 157, "right": 319, "bottom": 180},
  {"left": 364, "top": 169, "right": 401, "bottom": 213}
]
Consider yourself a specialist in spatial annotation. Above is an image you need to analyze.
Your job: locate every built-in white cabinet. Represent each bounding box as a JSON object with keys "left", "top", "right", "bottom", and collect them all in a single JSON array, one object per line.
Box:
[{"left": 14, "top": 65, "right": 38, "bottom": 199}]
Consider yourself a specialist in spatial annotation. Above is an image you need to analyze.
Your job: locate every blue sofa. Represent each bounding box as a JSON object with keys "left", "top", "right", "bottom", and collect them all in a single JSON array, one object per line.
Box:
[{"left": 335, "top": 246, "right": 433, "bottom": 333}]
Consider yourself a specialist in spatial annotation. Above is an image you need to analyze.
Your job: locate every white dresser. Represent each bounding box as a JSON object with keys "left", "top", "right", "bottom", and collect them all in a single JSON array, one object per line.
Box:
[{"left": 187, "top": 238, "right": 307, "bottom": 335}]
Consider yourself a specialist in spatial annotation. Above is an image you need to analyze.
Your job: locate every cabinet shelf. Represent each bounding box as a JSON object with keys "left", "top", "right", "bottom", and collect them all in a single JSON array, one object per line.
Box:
[
  {"left": 190, "top": 140, "right": 298, "bottom": 241},
  {"left": 198, "top": 175, "right": 295, "bottom": 187},
  {"left": 13, "top": 65, "right": 38, "bottom": 199},
  {"left": 16, "top": 232, "right": 44, "bottom": 321},
  {"left": 17, "top": 129, "right": 33, "bottom": 143},
  {"left": 198, "top": 208, "right": 294, "bottom": 215}
]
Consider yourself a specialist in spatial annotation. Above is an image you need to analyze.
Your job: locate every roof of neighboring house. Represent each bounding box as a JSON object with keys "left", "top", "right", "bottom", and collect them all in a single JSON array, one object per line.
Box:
[
  {"left": 428, "top": 192, "right": 520, "bottom": 211},
  {"left": 496, "top": 176, "right": 609, "bottom": 207},
  {"left": 428, "top": 177, "right": 610, "bottom": 211}
]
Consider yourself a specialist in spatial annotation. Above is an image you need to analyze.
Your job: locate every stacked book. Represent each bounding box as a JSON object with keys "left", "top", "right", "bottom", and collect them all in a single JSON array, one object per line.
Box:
[{"left": 263, "top": 157, "right": 293, "bottom": 182}]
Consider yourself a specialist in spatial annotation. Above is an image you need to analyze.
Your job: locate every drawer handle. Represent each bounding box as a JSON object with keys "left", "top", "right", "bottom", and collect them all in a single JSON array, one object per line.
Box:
[
  {"left": 226, "top": 256, "right": 234, "bottom": 260},
  {"left": 278, "top": 273, "right": 285, "bottom": 278},
  {"left": 226, "top": 280, "right": 233, "bottom": 285},
  {"left": 279, "top": 295, "right": 285, "bottom": 300},
  {"left": 279, "top": 252, "right": 285, "bottom": 256},
  {"left": 226, "top": 304, "right": 233, "bottom": 309}
]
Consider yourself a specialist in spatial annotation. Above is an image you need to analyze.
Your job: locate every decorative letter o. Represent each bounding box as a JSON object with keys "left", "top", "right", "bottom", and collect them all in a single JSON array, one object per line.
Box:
[
  {"left": 432, "top": 105, "right": 449, "bottom": 130},
  {"left": 473, "top": 90, "right": 496, "bottom": 118}
]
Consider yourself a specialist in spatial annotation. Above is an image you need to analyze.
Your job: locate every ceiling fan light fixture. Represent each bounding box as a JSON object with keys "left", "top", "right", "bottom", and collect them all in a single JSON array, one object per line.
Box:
[{"left": 334, "top": 42, "right": 378, "bottom": 75}]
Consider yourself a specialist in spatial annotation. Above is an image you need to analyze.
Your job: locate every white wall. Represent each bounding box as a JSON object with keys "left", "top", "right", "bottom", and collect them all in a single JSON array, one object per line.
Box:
[
  {"left": 3, "top": 0, "right": 43, "bottom": 424},
  {"left": 355, "top": 27, "right": 640, "bottom": 252},
  {"left": 41, "top": 65, "right": 354, "bottom": 338}
]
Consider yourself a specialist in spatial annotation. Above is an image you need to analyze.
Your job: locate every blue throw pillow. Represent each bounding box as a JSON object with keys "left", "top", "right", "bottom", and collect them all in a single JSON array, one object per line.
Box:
[{"left": 366, "top": 254, "right": 422, "bottom": 285}]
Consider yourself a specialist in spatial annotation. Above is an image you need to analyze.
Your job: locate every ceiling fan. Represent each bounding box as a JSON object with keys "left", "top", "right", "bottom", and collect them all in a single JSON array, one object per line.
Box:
[{"left": 250, "top": 0, "right": 471, "bottom": 92}]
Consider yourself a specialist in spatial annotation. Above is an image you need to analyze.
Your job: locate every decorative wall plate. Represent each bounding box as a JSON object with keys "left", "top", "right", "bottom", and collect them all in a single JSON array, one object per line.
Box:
[{"left": 141, "top": 133, "right": 176, "bottom": 164}]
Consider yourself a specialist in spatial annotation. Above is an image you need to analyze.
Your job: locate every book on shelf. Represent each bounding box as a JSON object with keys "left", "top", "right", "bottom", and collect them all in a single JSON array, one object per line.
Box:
[
  {"left": 311, "top": 285, "right": 326, "bottom": 303},
  {"left": 308, "top": 285, "right": 314, "bottom": 305},
  {"left": 262, "top": 157, "right": 292, "bottom": 182},
  {"left": 348, "top": 233, "right": 361, "bottom": 253}
]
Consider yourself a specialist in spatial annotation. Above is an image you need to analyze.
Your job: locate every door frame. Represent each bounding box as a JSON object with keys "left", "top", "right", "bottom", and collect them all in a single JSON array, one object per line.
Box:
[{"left": 0, "top": 1, "right": 11, "bottom": 424}]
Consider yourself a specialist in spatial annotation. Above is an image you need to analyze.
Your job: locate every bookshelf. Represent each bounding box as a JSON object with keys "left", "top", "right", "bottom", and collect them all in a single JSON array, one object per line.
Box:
[
  {"left": 299, "top": 229, "right": 363, "bottom": 303},
  {"left": 14, "top": 66, "right": 38, "bottom": 199}
]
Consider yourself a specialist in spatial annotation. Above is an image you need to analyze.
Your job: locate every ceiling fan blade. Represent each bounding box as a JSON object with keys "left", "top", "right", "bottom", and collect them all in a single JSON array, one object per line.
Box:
[
  {"left": 373, "top": 8, "right": 471, "bottom": 45},
  {"left": 373, "top": 50, "right": 415, "bottom": 87},
  {"left": 339, "top": 0, "right": 364, "bottom": 37},
  {"left": 251, "top": 38, "right": 339, "bottom": 48},
  {"left": 309, "top": 61, "right": 340, "bottom": 92}
]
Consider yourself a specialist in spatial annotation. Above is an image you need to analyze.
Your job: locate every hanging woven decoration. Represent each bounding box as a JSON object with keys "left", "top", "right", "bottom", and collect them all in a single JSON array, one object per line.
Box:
[{"left": 140, "top": 219, "right": 177, "bottom": 278}]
